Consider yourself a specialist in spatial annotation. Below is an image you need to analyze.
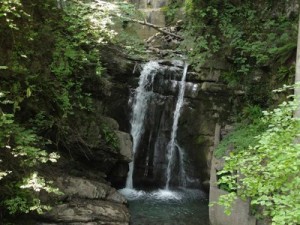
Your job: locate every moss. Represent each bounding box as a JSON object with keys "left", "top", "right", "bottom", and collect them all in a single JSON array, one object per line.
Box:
[{"left": 214, "top": 122, "right": 267, "bottom": 158}]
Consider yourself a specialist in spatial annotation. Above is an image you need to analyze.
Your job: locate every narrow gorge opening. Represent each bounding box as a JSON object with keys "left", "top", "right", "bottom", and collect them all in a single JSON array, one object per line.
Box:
[{"left": 120, "top": 60, "right": 209, "bottom": 225}]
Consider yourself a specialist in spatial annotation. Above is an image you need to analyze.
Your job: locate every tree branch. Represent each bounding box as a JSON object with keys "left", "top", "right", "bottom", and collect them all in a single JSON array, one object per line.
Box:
[{"left": 122, "top": 17, "right": 183, "bottom": 40}]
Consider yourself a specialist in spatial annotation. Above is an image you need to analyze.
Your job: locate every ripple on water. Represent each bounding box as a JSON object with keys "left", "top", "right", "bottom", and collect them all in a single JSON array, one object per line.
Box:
[{"left": 119, "top": 188, "right": 209, "bottom": 225}]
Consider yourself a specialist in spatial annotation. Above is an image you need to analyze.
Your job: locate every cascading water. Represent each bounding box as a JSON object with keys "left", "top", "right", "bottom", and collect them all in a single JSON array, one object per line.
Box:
[
  {"left": 125, "top": 61, "right": 160, "bottom": 189},
  {"left": 165, "top": 63, "right": 188, "bottom": 189},
  {"left": 120, "top": 61, "right": 209, "bottom": 225}
]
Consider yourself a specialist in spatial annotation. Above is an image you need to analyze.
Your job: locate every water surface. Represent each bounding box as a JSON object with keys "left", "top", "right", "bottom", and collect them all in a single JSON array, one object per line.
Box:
[{"left": 120, "top": 188, "right": 209, "bottom": 225}]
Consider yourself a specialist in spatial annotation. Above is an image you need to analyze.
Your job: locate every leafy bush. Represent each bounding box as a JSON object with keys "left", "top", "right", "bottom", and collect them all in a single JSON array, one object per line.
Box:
[
  {"left": 215, "top": 104, "right": 266, "bottom": 158},
  {"left": 181, "top": 0, "right": 297, "bottom": 94},
  {"left": 0, "top": 0, "right": 136, "bottom": 218},
  {"left": 0, "top": 94, "right": 60, "bottom": 215},
  {"left": 101, "top": 125, "right": 120, "bottom": 151},
  {"left": 216, "top": 96, "right": 300, "bottom": 224}
]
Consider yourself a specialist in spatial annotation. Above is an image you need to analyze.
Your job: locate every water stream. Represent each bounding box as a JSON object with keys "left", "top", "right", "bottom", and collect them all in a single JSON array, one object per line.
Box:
[
  {"left": 120, "top": 188, "right": 209, "bottom": 225},
  {"left": 166, "top": 63, "right": 188, "bottom": 189},
  {"left": 126, "top": 61, "right": 160, "bottom": 188},
  {"left": 121, "top": 61, "right": 208, "bottom": 225}
]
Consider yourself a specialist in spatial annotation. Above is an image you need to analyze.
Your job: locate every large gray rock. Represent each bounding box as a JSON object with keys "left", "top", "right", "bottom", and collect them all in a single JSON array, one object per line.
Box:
[
  {"left": 42, "top": 199, "right": 129, "bottom": 224},
  {"left": 38, "top": 176, "right": 129, "bottom": 225},
  {"left": 115, "top": 131, "right": 133, "bottom": 162},
  {"left": 56, "top": 176, "right": 127, "bottom": 204},
  {"left": 101, "top": 116, "right": 120, "bottom": 131},
  {"left": 39, "top": 223, "right": 127, "bottom": 225}
]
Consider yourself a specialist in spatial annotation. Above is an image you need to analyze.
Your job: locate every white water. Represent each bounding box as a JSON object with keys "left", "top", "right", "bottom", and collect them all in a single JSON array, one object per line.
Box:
[
  {"left": 166, "top": 63, "right": 188, "bottom": 189},
  {"left": 119, "top": 187, "right": 205, "bottom": 201},
  {"left": 125, "top": 61, "right": 160, "bottom": 189}
]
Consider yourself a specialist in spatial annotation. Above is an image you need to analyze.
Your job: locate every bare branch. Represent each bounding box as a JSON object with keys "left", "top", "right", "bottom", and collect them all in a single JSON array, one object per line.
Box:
[{"left": 122, "top": 17, "right": 183, "bottom": 40}]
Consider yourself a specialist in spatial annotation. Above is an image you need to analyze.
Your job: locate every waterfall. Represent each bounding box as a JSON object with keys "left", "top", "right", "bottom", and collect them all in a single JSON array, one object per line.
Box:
[
  {"left": 125, "top": 61, "right": 160, "bottom": 189},
  {"left": 165, "top": 63, "right": 188, "bottom": 189}
]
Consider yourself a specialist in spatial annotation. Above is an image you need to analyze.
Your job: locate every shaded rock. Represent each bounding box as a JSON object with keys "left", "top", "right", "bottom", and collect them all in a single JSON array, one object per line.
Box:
[
  {"left": 56, "top": 176, "right": 111, "bottom": 200},
  {"left": 115, "top": 131, "right": 133, "bottom": 162},
  {"left": 55, "top": 176, "right": 126, "bottom": 204},
  {"left": 107, "top": 162, "right": 130, "bottom": 189},
  {"left": 187, "top": 69, "right": 221, "bottom": 82},
  {"left": 201, "top": 82, "right": 227, "bottom": 92},
  {"left": 102, "top": 116, "right": 120, "bottom": 131}
]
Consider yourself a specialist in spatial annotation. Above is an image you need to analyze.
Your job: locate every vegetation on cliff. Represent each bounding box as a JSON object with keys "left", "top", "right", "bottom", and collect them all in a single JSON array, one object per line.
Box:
[
  {"left": 0, "top": 0, "right": 132, "bottom": 219},
  {"left": 165, "top": 0, "right": 298, "bottom": 106},
  {"left": 162, "top": 0, "right": 300, "bottom": 224},
  {"left": 215, "top": 89, "right": 300, "bottom": 225},
  {"left": 0, "top": 0, "right": 299, "bottom": 224},
  {"left": 170, "top": 1, "right": 300, "bottom": 224}
]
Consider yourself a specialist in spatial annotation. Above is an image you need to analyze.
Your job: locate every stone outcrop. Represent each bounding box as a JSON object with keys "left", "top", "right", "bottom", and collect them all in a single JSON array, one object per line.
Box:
[
  {"left": 38, "top": 176, "right": 130, "bottom": 225},
  {"left": 59, "top": 106, "right": 133, "bottom": 188},
  {"left": 115, "top": 131, "right": 133, "bottom": 162},
  {"left": 40, "top": 199, "right": 129, "bottom": 225},
  {"left": 29, "top": 114, "right": 132, "bottom": 225}
]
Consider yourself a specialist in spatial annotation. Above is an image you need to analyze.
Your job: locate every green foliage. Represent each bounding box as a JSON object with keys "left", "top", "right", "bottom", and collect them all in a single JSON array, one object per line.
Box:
[
  {"left": 101, "top": 125, "right": 119, "bottom": 151},
  {"left": 216, "top": 95, "right": 300, "bottom": 224},
  {"left": 215, "top": 105, "right": 265, "bottom": 158},
  {"left": 181, "top": 0, "right": 297, "bottom": 92},
  {"left": 0, "top": 0, "right": 29, "bottom": 30},
  {"left": 162, "top": 0, "right": 182, "bottom": 25},
  {"left": 0, "top": 94, "right": 60, "bottom": 215},
  {"left": 214, "top": 122, "right": 266, "bottom": 159},
  {"left": 108, "top": 1, "right": 148, "bottom": 59},
  {"left": 0, "top": 0, "right": 135, "bottom": 218}
]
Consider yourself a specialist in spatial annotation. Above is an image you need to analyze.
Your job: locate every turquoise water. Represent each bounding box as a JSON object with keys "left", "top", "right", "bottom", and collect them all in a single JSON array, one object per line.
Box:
[{"left": 119, "top": 188, "right": 209, "bottom": 225}]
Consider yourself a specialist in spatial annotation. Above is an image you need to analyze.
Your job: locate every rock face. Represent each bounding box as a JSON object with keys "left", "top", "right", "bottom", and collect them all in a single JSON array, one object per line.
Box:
[
  {"left": 60, "top": 106, "right": 133, "bottom": 188},
  {"left": 38, "top": 176, "right": 130, "bottom": 225},
  {"left": 123, "top": 59, "right": 241, "bottom": 190},
  {"left": 41, "top": 199, "right": 129, "bottom": 225},
  {"left": 31, "top": 113, "right": 132, "bottom": 225}
]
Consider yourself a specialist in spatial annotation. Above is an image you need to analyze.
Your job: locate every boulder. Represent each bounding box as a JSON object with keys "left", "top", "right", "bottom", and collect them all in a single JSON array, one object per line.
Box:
[
  {"left": 115, "top": 131, "right": 133, "bottom": 162},
  {"left": 55, "top": 176, "right": 126, "bottom": 204},
  {"left": 42, "top": 199, "right": 129, "bottom": 224},
  {"left": 38, "top": 176, "right": 129, "bottom": 225},
  {"left": 101, "top": 116, "right": 120, "bottom": 131}
]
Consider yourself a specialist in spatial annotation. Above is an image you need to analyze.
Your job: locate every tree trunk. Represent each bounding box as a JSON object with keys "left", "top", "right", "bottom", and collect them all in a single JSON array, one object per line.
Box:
[{"left": 295, "top": 13, "right": 300, "bottom": 117}]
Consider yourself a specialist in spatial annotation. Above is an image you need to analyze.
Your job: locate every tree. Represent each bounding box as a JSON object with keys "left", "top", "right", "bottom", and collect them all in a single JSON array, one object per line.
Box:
[{"left": 295, "top": 13, "right": 300, "bottom": 117}]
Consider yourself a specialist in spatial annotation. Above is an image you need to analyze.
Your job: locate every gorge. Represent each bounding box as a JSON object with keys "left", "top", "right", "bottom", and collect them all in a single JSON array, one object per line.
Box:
[
  {"left": 0, "top": 0, "right": 298, "bottom": 224},
  {"left": 116, "top": 57, "right": 240, "bottom": 224}
]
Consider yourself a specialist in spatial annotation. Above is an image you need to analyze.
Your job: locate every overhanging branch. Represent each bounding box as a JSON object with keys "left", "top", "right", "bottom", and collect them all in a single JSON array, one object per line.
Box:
[{"left": 122, "top": 17, "right": 183, "bottom": 40}]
